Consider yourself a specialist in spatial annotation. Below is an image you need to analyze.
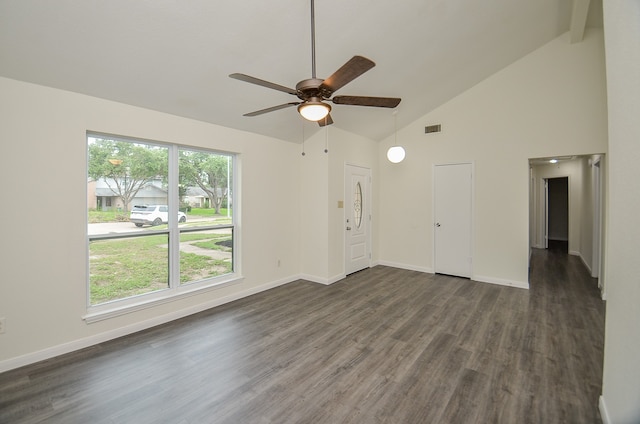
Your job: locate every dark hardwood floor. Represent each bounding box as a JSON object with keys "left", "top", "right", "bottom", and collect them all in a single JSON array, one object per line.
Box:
[{"left": 0, "top": 247, "right": 605, "bottom": 423}]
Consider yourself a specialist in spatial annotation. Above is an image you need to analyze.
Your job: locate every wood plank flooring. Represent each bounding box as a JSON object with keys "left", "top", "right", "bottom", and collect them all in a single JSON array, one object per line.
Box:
[{"left": 0, "top": 246, "right": 605, "bottom": 423}]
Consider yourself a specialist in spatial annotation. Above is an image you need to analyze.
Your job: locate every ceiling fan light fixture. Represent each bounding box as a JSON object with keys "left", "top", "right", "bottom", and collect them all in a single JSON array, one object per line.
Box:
[{"left": 298, "top": 99, "right": 331, "bottom": 121}]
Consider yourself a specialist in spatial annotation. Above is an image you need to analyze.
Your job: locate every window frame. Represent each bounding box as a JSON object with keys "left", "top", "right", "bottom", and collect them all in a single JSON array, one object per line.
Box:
[{"left": 85, "top": 132, "right": 241, "bottom": 323}]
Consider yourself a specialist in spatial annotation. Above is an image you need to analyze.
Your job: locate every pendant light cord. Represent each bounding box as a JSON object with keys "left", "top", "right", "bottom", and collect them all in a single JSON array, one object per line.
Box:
[{"left": 393, "top": 110, "right": 398, "bottom": 146}]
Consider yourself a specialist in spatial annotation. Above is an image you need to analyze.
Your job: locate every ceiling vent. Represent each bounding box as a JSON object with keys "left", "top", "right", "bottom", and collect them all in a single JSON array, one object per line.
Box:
[{"left": 425, "top": 124, "right": 441, "bottom": 134}]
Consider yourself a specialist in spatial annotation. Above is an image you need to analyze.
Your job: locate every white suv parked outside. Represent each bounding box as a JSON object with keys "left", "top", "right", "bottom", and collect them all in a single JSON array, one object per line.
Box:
[{"left": 130, "top": 205, "right": 187, "bottom": 227}]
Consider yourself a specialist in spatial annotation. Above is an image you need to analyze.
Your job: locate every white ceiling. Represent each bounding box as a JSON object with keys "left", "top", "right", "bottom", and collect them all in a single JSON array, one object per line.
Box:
[{"left": 0, "top": 0, "right": 602, "bottom": 143}]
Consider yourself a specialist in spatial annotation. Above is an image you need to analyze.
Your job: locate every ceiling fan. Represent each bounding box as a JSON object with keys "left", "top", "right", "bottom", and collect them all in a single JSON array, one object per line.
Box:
[{"left": 229, "top": 0, "right": 401, "bottom": 126}]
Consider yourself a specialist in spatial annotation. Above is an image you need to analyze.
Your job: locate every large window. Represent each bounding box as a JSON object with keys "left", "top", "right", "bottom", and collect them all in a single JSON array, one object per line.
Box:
[{"left": 87, "top": 133, "right": 235, "bottom": 310}]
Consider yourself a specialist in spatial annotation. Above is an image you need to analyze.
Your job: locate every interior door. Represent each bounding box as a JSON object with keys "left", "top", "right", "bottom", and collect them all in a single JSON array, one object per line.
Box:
[
  {"left": 434, "top": 163, "right": 472, "bottom": 278},
  {"left": 345, "top": 164, "right": 371, "bottom": 275}
]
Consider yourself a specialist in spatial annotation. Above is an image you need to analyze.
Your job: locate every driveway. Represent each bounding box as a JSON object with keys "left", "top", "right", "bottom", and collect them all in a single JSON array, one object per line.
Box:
[{"left": 88, "top": 221, "right": 144, "bottom": 236}]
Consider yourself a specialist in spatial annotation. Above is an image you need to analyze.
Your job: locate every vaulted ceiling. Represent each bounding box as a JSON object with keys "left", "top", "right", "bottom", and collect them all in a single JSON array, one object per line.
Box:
[{"left": 0, "top": 0, "right": 602, "bottom": 143}]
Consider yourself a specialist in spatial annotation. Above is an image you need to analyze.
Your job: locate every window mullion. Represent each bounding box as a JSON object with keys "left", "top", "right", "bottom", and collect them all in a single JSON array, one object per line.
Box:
[{"left": 168, "top": 145, "right": 180, "bottom": 288}]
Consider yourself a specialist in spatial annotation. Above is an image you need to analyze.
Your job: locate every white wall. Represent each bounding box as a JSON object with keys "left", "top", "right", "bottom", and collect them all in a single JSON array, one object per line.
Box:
[
  {"left": 378, "top": 28, "right": 608, "bottom": 288},
  {"left": 299, "top": 124, "right": 379, "bottom": 283},
  {"left": 299, "top": 129, "right": 330, "bottom": 281},
  {"left": 327, "top": 127, "right": 379, "bottom": 281},
  {"left": 600, "top": 0, "right": 640, "bottom": 422},
  {"left": 0, "top": 76, "right": 302, "bottom": 369}
]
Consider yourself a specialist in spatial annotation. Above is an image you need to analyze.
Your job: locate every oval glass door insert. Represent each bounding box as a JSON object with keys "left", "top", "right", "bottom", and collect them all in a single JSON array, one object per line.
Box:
[{"left": 354, "top": 181, "right": 363, "bottom": 229}]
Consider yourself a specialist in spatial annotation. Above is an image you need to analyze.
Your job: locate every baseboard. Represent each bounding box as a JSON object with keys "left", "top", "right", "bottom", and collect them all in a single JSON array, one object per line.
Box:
[
  {"left": 377, "top": 260, "right": 434, "bottom": 274},
  {"left": 377, "top": 261, "right": 528, "bottom": 290},
  {"left": 299, "top": 273, "right": 345, "bottom": 285},
  {"left": 569, "top": 250, "right": 597, "bottom": 278},
  {"left": 599, "top": 396, "right": 611, "bottom": 424},
  {"left": 578, "top": 252, "right": 594, "bottom": 275},
  {"left": 0, "top": 275, "right": 298, "bottom": 373},
  {"left": 327, "top": 273, "right": 346, "bottom": 284},
  {"left": 473, "top": 275, "right": 530, "bottom": 290}
]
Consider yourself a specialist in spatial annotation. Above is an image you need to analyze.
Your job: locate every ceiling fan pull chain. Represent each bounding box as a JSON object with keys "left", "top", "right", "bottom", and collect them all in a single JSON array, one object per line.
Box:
[
  {"left": 324, "top": 117, "right": 329, "bottom": 153},
  {"left": 301, "top": 118, "right": 306, "bottom": 156}
]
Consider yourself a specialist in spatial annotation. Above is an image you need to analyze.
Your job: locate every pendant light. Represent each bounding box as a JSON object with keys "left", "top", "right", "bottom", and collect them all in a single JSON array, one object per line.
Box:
[{"left": 387, "top": 110, "right": 405, "bottom": 163}]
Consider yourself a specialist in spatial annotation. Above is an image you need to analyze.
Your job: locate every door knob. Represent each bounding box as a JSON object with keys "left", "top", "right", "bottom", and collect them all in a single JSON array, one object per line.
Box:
[
  {"left": 435, "top": 223, "right": 441, "bottom": 227},
  {"left": 346, "top": 226, "right": 351, "bottom": 230}
]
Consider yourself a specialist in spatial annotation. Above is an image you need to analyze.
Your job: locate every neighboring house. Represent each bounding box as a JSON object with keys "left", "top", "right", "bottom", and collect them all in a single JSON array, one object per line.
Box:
[
  {"left": 183, "top": 186, "right": 208, "bottom": 208},
  {"left": 87, "top": 179, "right": 97, "bottom": 210},
  {"left": 90, "top": 178, "right": 226, "bottom": 211},
  {"left": 183, "top": 186, "right": 229, "bottom": 208},
  {"left": 91, "top": 178, "right": 168, "bottom": 212}
]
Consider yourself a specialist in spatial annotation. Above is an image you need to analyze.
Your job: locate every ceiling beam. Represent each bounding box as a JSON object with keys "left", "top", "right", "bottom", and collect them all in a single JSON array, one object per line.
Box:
[{"left": 569, "top": 0, "right": 591, "bottom": 43}]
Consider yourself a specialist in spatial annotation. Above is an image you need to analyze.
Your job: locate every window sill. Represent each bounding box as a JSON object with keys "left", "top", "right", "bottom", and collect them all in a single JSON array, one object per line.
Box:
[{"left": 83, "top": 275, "right": 244, "bottom": 324}]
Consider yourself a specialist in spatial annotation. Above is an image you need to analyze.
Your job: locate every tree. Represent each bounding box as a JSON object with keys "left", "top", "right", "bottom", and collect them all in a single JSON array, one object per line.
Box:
[
  {"left": 180, "top": 151, "right": 231, "bottom": 214},
  {"left": 88, "top": 139, "right": 168, "bottom": 212}
]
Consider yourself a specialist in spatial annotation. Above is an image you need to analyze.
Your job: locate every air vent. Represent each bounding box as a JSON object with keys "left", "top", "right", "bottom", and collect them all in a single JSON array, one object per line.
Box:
[{"left": 425, "top": 124, "right": 441, "bottom": 134}]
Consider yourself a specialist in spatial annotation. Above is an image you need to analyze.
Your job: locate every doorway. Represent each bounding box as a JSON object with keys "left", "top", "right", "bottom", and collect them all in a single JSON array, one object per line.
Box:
[
  {"left": 591, "top": 157, "right": 602, "bottom": 279},
  {"left": 546, "top": 177, "right": 569, "bottom": 251},
  {"left": 528, "top": 155, "right": 605, "bottom": 294}
]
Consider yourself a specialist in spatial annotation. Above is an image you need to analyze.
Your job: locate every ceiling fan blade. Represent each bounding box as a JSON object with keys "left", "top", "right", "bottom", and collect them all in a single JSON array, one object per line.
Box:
[
  {"left": 243, "top": 102, "right": 300, "bottom": 117},
  {"left": 229, "top": 73, "right": 297, "bottom": 96},
  {"left": 317, "top": 113, "right": 334, "bottom": 127},
  {"left": 319, "top": 56, "right": 375, "bottom": 96},
  {"left": 332, "top": 95, "right": 401, "bottom": 108}
]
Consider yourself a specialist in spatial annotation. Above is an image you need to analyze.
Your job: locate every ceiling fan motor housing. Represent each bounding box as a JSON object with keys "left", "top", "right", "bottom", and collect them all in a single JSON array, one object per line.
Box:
[{"left": 296, "top": 78, "right": 326, "bottom": 100}]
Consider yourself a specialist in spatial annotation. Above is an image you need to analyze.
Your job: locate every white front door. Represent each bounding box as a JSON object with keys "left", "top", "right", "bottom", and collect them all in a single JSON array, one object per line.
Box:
[
  {"left": 345, "top": 164, "right": 371, "bottom": 275},
  {"left": 434, "top": 163, "right": 473, "bottom": 278}
]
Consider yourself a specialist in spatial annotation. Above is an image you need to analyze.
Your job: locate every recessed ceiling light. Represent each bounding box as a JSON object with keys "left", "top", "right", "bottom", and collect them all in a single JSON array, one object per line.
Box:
[{"left": 550, "top": 159, "right": 558, "bottom": 164}]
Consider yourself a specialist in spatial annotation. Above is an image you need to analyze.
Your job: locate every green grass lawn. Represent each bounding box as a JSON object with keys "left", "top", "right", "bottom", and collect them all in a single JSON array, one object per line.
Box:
[
  {"left": 88, "top": 209, "right": 129, "bottom": 223},
  {"left": 189, "top": 207, "right": 231, "bottom": 217},
  {"left": 89, "top": 232, "right": 232, "bottom": 304}
]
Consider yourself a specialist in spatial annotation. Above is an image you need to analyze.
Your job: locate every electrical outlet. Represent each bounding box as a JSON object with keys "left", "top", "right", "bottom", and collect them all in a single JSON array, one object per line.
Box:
[{"left": 0, "top": 317, "right": 5, "bottom": 334}]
